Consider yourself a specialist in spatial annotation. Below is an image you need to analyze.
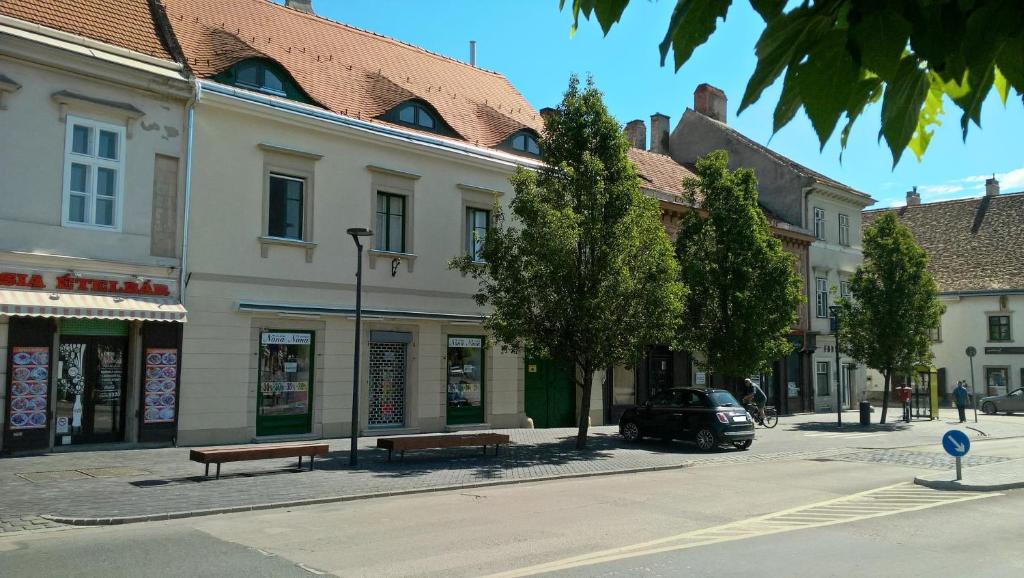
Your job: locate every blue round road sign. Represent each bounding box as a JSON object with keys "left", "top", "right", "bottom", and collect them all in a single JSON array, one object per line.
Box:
[{"left": 942, "top": 429, "right": 971, "bottom": 457}]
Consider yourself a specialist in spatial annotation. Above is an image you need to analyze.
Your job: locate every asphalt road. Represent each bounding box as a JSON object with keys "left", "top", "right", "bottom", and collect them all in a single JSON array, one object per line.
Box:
[{"left": 2, "top": 435, "right": 1020, "bottom": 577}]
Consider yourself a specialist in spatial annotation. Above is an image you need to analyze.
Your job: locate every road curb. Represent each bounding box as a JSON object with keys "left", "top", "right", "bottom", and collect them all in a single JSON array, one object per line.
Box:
[
  {"left": 41, "top": 461, "right": 694, "bottom": 527},
  {"left": 913, "top": 476, "right": 1024, "bottom": 492}
]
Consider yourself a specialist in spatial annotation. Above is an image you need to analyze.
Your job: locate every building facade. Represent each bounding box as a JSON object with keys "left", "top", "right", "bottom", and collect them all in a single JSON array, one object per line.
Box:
[
  {"left": 667, "top": 84, "right": 875, "bottom": 412},
  {"left": 0, "top": 0, "right": 191, "bottom": 452},
  {"left": 159, "top": 0, "right": 542, "bottom": 444},
  {"left": 863, "top": 183, "right": 1024, "bottom": 408}
]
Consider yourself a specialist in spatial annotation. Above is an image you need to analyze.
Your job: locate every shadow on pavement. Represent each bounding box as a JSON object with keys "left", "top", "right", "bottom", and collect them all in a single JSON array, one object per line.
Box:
[{"left": 787, "top": 421, "right": 910, "bottom": 433}]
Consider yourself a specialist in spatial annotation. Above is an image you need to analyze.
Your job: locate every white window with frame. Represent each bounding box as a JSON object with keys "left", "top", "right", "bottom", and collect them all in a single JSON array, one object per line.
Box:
[
  {"left": 815, "top": 277, "right": 829, "bottom": 318},
  {"left": 813, "top": 207, "right": 826, "bottom": 241},
  {"left": 466, "top": 207, "right": 489, "bottom": 262},
  {"left": 816, "top": 361, "right": 830, "bottom": 396},
  {"left": 62, "top": 116, "right": 125, "bottom": 230},
  {"left": 838, "top": 213, "right": 850, "bottom": 246},
  {"left": 840, "top": 281, "right": 851, "bottom": 300}
]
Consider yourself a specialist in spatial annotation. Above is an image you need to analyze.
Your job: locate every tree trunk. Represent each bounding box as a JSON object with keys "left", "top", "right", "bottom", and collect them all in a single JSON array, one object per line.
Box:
[
  {"left": 880, "top": 370, "right": 891, "bottom": 424},
  {"left": 576, "top": 363, "right": 594, "bottom": 449}
]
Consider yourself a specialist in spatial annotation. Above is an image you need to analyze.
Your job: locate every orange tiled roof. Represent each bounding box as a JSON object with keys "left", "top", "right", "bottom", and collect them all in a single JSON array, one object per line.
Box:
[
  {"left": 627, "top": 148, "right": 699, "bottom": 201},
  {"left": 160, "top": 0, "right": 542, "bottom": 148},
  {"left": 0, "top": 0, "right": 174, "bottom": 61}
]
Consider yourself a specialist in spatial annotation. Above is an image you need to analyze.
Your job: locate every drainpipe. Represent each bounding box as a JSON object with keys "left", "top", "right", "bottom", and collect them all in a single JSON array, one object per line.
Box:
[{"left": 179, "top": 79, "right": 201, "bottom": 307}]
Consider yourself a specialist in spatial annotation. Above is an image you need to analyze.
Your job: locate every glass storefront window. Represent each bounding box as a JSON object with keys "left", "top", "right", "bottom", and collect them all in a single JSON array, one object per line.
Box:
[
  {"left": 259, "top": 332, "right": 313, "bottom": 428},
  {"left": 447, "top": 336, "right": 484, "bottom": 425}
]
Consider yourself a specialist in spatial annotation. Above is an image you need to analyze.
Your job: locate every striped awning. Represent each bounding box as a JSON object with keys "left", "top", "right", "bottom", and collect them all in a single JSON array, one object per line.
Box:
[{"left": 0, "top": 290, "right": 187, "bottom": 322}]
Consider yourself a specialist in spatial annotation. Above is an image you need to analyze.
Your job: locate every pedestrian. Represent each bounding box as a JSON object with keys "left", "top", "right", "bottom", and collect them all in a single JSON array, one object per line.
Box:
[
  {"left": 897, "top": 384, "right": 912, "bottom": 422},
  {"left": 954, "top": 380, "right": 971, "bottom": 423}
]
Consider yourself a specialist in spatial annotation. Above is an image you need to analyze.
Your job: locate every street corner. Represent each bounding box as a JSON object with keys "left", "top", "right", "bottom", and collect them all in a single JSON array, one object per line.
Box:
[{"left": 914, "top": 457, "right": 1024, "bottom": 492}]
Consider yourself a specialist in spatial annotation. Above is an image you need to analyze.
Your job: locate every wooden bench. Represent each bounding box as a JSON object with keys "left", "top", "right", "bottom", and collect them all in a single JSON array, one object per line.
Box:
[
  {"left": 376, "top": 433, "right": 510, "bottom": 461},
  {"left": 189, "top": 443, "right": 330, "bottom": 479}
]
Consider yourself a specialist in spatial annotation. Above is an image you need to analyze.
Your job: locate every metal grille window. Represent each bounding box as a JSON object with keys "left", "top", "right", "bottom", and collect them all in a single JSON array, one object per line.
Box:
[
  {"left": 466, "top": 207, "right": 489, "bottom": 261},
  {"left": 838, "top": 214, "right": 850, "bottom": 246},
  {"left": 816, "top": 277, "right": 829, "bottom": 318},
  {"left": 375, "top": 192, "right": 406, "bottom": 253},
  {"left": 816, "top": 361, "right": 830, "bottom": 396},
  {"left": 367, "top": 342, "right": 407, "bottom": 427},
  {"left": 814, "top": 207, "right": 826, "bottom": 241},
  {"left": 989, "top": 315, "right": 1011, "bottom": 341},
  {"left": 63, "top": 116, "right": 124, "bottom": 230},
  {"left": 267, "top": 174, "right": 304, "bottom": 240}
]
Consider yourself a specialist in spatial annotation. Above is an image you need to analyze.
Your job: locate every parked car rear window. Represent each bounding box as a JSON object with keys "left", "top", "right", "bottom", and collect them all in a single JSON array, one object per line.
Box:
[{"left": 708, "top": 391, "right": 741, "bottom": 408}]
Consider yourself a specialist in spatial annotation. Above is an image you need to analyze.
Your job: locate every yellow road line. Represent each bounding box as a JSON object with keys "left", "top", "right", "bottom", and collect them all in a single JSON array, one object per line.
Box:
[{"left": 483, "top": 484, "right": 999, "bottom": 578}]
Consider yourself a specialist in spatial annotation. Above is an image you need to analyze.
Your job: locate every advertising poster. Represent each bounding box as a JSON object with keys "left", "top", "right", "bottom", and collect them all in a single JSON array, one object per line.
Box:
[
  {"left": 143, "top": 348, "right": 178, "bottom": 423},
  {"left": 8, "top": 346, "right": 49, "bottom": 430}
]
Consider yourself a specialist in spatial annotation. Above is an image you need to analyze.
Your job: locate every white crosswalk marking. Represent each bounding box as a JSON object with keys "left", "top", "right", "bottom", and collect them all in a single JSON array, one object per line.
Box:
[
  {"left": 485, "top": 483, "right": 999, "bottom": 578},
  {"left": 803, "top": 431, "right": 886, "bottom": 439}
]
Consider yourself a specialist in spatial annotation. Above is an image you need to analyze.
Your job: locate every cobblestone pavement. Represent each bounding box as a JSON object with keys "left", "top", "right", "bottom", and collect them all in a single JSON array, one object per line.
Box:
[
  {"left": 0, "top": 514, "right": 66, "bottom": 534},
  {"left": 827, "top": 449, "right": 1012, "bottom": 470},
  {"left": 0, "top": 427, "right": 865, "bottom": 528},
  {"left": 0, "top": 423, "right": 1018, "bottom": 532}
]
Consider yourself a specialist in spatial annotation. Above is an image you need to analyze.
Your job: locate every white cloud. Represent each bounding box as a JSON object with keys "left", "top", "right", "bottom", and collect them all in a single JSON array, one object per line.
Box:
[
  {"left": 918, "top": 184, "right": 964, "bottom": 195},
  {"left": 999, "top": 167, "right": 1024, "bottom": 190}
]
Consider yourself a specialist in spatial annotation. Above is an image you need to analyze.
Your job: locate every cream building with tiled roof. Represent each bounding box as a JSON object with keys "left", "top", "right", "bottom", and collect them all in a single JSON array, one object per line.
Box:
[
  {"left": 863, "top": 181, "right": 1024, "bottom": 408},
  {"left": 0, "top": 0, "right": 191, "bottom": 452}
]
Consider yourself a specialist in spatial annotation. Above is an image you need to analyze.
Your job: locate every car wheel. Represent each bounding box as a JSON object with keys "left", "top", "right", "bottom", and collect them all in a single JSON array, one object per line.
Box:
[
  {"left": 732, "top": 440, "right": 752, "bottom": 450},
  {"left": 695, "top": 428, "right": 718, "bottom": 451},
  {"left": 982, "top": 402, "right": 997, "bottom": 415},
  {"left": 621, "top": 421, "right": 642, "bottom": 442}
]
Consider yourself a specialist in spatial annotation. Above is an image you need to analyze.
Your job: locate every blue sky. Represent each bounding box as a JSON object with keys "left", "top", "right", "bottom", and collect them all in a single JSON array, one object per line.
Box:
[{"left": 284, "top": 0, "right": 1023, "bottom": 208}]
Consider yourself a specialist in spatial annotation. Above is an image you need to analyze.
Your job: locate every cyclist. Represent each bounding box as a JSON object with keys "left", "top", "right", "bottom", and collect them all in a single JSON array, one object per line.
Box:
[{"left": 741, "top": 378, "right": 767, "bottom": 424}]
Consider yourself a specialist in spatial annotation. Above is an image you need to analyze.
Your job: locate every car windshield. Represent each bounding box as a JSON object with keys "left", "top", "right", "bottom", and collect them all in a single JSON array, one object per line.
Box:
[{"left": 708, "top": 391, "right": 740, "bottom": 408}]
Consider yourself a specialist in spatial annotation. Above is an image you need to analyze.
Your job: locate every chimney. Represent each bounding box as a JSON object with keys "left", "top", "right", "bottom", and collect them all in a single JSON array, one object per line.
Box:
[
  {"left": 985, "top": 176, "right": 1000, "bottom": 196},
  {"left": 694, "top": 83, "right": 727, "bottom": 124},
  {"left": 906, "top": 186, "right": 921, "bottom": 206},
  {"left": 285, "top": 0, "right": 314, "bottom": 14},
  {"left": 650, "top": 113, "right": 669, "bottom": 154},
  {"left": 539, "top": 107, "right": 559, "bottom": 122},
  {"left": 469, "top": 40, "right": 477, "bottom": 66},
  {"left": 624, "top": 119, "right": 646, "bottom": 149}
]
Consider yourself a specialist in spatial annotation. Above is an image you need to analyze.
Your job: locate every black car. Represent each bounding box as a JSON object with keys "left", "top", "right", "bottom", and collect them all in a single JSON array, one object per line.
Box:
[{"left": 619, "top": 387, "right": 755, "bottom": 450}]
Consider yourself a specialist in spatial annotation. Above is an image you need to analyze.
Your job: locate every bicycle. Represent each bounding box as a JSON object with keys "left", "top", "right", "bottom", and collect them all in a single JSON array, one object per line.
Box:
[{"left": 744, "top": 403, "right": 778, "bottom": 428}]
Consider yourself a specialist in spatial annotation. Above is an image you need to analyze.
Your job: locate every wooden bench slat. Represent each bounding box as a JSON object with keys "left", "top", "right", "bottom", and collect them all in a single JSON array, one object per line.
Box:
[
  {"left": 189, "top": 443, "right": 329, "bottom": 464},
  {"left": 375, "top": 433, "right": 510, "bottom": 456}
]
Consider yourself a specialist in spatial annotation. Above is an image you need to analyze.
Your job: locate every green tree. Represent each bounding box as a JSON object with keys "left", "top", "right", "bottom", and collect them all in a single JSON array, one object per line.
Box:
[
  {"left": 452, "top": 75, "right": 685, "bottom": 449},
  {"left": 838, "top": 212, "right": 944, "bottom": 424},
  {"left": 674, "top": 150, "right": 803, "bottom": 386},
  {"left": 560, "top": 0, "right": 1024, "bottom": 165}
]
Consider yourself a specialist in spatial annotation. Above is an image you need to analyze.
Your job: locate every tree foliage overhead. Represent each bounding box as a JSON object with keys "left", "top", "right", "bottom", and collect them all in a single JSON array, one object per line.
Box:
[
  {"left": 675, "top": 150, "right": 803, "bottom": 383},
  {"left": 838, "top": 212, "right": 944, "bottom": 424},
  {"left": 452, "top": 75, "right": 685, "bottom": 448},
  {"left": 560, "top": 0, "right": 1024, "bottom": 166}
]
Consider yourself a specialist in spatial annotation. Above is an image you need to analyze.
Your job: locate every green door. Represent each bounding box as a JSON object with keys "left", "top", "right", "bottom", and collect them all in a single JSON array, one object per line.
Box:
[
  {"left": 524, "top": 357, "right": 575, "bottom": 428},
  {"left": 257, "top": 331, "right": 314, "bottom": 436}
]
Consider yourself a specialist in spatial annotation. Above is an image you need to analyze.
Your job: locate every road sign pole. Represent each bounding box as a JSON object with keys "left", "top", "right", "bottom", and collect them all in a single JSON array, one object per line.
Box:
[{"left": 956, "top": 456, "right": 962, "bottom": 481}]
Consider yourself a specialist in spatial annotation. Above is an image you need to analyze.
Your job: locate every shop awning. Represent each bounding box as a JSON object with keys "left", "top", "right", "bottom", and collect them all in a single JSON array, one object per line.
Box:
[{"left": 0, "top": 290, "right": 187, "bottom": 322}]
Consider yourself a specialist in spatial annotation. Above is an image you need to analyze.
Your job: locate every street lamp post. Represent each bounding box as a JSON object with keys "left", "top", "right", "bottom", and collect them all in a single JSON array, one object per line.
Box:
[
  {"left": 966, "top": 346, "right": 978, "bottom": 423},
  {"left": 830, "top": 306, "right": 842, "bottom": 428},
  {"left": 347, "top": 227, "right": 373, "bottom": 467}
]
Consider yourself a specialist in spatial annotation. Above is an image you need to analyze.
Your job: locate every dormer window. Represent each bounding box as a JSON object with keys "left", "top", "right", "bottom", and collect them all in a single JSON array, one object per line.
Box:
[
  {"left": 213, "top": 59, "right": 311, "bottom": 103},
  {"left": 505, "top": 130, "right": 540, "bottom": 156},
  {"left": 381, "top": 100, "right": 454, "bottom": 136}
]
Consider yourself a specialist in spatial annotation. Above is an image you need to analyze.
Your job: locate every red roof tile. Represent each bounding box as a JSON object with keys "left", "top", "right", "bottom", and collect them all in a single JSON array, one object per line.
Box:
[
  {"left": 0, "top": 0, "right": 174, "bottom": 61},
  {"left": 160, "top": 0, "right": 542, "bottom": 148}
]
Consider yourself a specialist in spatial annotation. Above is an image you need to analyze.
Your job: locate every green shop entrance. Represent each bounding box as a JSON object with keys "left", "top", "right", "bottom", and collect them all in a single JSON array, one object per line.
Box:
[
  {"left": 524, "top": 357, "right": 575, "bottom": 428},
  {"left": 257, "top": 330, "right": 314, "bottom": 436},
  {"left": 446, "top": 336, "right": 485, "bottom": 425}
]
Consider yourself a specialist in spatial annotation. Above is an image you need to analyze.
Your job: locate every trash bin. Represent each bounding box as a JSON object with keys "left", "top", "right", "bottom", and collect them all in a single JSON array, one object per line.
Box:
[{"left": 859, "top": 401, "right": 872, "bottom": 426}]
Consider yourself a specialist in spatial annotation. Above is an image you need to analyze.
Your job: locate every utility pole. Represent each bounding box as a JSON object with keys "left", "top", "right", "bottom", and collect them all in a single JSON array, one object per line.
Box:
[{"left": 966, "top": 346, "right": 978, "bottom": 423}]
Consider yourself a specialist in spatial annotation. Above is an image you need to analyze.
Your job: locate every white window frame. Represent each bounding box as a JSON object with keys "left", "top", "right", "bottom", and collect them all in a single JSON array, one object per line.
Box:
[
  {"left": 838, "top": 213, "right": 850, "bottom": 246},
  {"left": 465, "top": 206, "right": 490, "bottom": 262},
  {"left": 62, "top": 115, "right": 126, "bottom": 231},
  {"left": 816, "top": 361, "right": 831, "bottom": 396},
  {"left": 266, "top": 173, "right": 306, "bottom": 241},
  {"left": 815, "top": 277, "right": 829, "bottom": 318},
  {"left": 813, "top": 207, "right": 826, "bottom": 241},
  {"left": 840, "top": 281, "right": 851, "bottom": 300}
]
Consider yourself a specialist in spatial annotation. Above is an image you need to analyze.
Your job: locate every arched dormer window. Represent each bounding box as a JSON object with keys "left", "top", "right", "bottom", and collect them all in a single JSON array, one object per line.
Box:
[
  {"left": 380, "top": 100, "right": 455, "bottom": 136},
  {"left": 212, "top": 58, "right": 311, "bottom": 103},
  {"left": 504, "top": 130, "right": 540, "bottom": 156}
]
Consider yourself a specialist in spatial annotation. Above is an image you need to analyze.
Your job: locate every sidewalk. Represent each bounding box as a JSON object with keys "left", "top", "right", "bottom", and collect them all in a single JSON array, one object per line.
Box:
[
  {"left": 915, "top": 458, "right": 1024, "bottom": 491},
  {"left": 0, "top": 426, "right": 857, "bottom": 528}
]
